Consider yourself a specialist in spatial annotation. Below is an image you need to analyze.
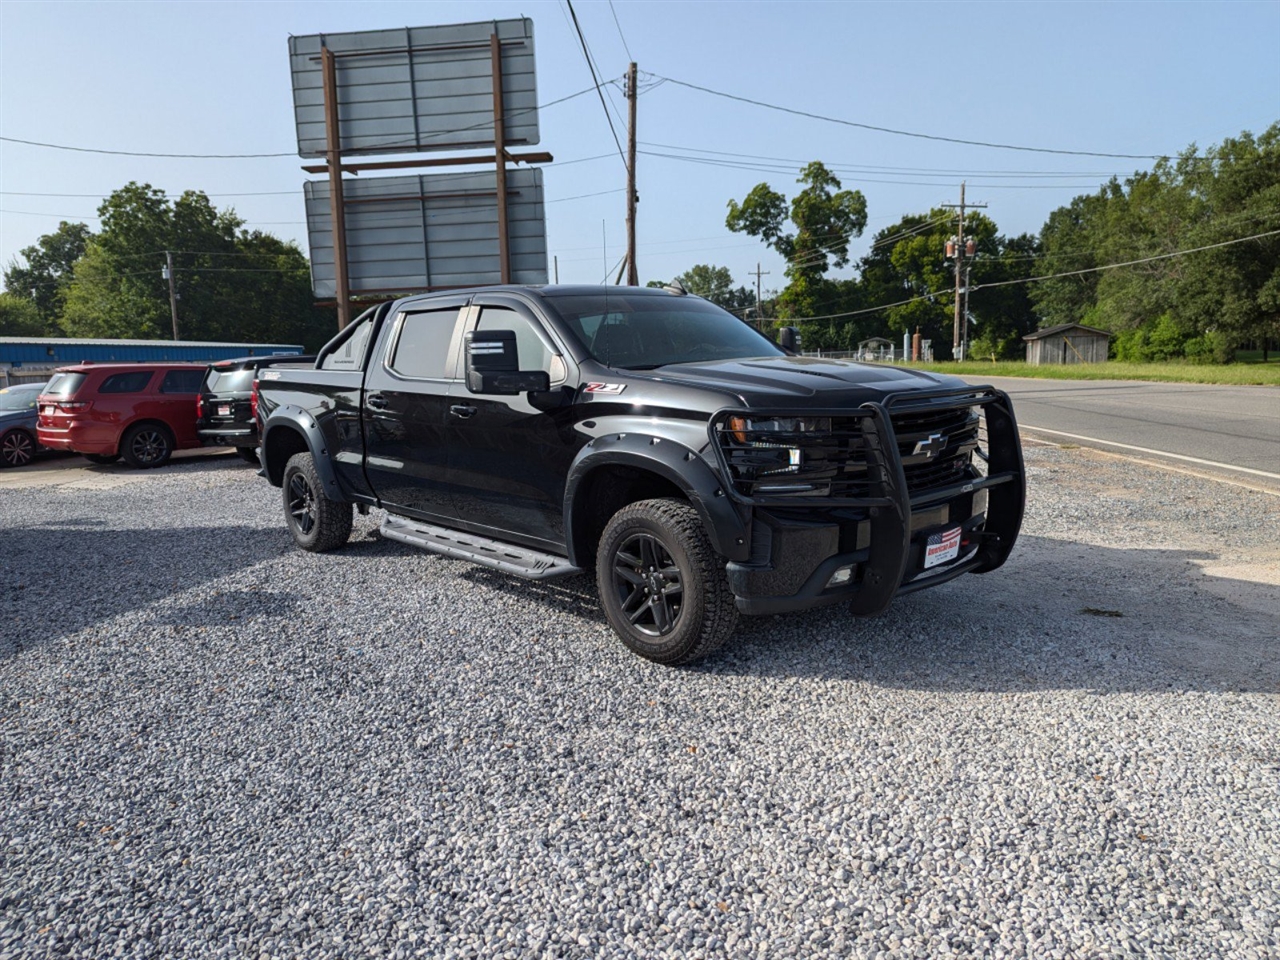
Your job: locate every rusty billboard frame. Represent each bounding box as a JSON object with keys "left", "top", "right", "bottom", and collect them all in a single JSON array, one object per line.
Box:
[{"left": 288, "top": 19, "right": 551, "bottom": 326}]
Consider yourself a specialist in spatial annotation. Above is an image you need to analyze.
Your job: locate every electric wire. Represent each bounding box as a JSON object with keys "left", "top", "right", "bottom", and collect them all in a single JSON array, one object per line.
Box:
[
  {"left": 608, "top": 0, "right": 634, "bottom": 61},
  {"left": 785, "top": 229, "right": 1280, "bottom": 323},
  {"left": 653, "top": 75, "right": 1183, "bottom": 161},
  {"left": 0, "top": 86, "right": 596, "bottom": 160},
  {"left": 563, "top": 0, "right": 629, "bottom": 173}
]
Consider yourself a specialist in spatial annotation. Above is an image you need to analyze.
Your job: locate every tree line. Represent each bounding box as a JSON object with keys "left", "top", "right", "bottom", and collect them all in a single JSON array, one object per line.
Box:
[
  {"left": 680, "top": 123, "right": 1278, "bottom": 362},
  {"left": 5, "top": 124, "right": 1277, "bottom": 363},
  {"left": 2, "top": 183, "right": 335, "bottom": 350}
]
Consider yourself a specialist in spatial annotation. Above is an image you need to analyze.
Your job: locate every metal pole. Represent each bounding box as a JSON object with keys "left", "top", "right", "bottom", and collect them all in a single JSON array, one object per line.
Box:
[
  {"left": 750, "top": 262, "right": 770, "bottom": 332},
  {"left": 625, "top": 62, "right": 638, "bottom": 286},
  {"left": 491, "top": 32, "right": 511, "bottom": 284},
  {"left": 554, "top": 255, "right": 559, "bottom": 284},
  {"left": 322, "top": 47, "right": 352, "bottom": 329},
  {"left": 165, "top": 250, "right": 180, "bottom": 341},
  {"left": 953, "top": 181, "right": 965, "bottom": 360},
  {"left": 963, "top": 263, "right": 973, "bottom": 359}
]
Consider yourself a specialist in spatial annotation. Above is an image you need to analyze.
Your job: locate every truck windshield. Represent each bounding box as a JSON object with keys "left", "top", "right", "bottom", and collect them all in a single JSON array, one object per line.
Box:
[{"left": 544, "top": 293, "right": 785, "bottom": 370}]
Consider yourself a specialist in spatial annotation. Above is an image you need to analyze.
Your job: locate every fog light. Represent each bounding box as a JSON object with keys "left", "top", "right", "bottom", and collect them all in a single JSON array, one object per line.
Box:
[
  {"left": 826, "top": 564, "right": 854, "bottom": 587},
  {"left": 973, "top": 488, "right": 989, "bottom": 516}
]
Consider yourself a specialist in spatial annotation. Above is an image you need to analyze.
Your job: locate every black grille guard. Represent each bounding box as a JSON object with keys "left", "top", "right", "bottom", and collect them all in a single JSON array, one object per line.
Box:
[{"left": 707, "top": 385, "right": 1026, "bottom": 604}]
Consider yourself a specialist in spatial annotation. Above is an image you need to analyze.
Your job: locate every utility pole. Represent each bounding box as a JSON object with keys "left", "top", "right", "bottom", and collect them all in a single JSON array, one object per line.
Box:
[
  {"left": 942, "top": 182, "right": 986, "bottom": 360},
  {"left": 163, "top": 251, "right": 180, "bottom": 341},
  {"left": 748, "top": 262, "right": 770, "bottom": 332},
  {"left": 624, "top": 62, "right": 639, "bottom": 286},
  {"left": 321, "top": 46, "right": 352, "bottom": 329}
]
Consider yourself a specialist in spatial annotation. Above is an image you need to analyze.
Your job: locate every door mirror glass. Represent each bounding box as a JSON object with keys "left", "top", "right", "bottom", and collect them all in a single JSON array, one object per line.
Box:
[{"left": 465, "top": 331, "right": 551, "bottom": 395}]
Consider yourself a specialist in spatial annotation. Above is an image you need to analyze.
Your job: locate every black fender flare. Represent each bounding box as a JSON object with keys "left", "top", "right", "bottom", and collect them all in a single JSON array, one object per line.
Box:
[
  {"left": 261, "top": 405, "right": 344, "bottom": 499},
  {"left": 563, "top": 432, "right": 751, "bottom": 565}
]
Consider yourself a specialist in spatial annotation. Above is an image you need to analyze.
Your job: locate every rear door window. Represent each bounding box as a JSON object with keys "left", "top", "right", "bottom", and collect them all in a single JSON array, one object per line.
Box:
[
  {"left": 99, "top": 371, "right": 154, "bottom": 394},
  {"left": 42, "top": 373, "right": 87, "bottom": 397},
  {"left": 203, "top": 368, "right": 256, "bottom": 393},
  {"left": 389, "top": 308, "right": 464, "bottom": 380},
  {"left": 160, "top": 369, "right": 204, "bottom": 394}
]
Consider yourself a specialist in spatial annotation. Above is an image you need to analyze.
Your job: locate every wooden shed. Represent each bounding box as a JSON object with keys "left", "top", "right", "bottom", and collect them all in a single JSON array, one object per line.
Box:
[{"left": 1024, "top": 323, "right": 1111, "bottom": 365}]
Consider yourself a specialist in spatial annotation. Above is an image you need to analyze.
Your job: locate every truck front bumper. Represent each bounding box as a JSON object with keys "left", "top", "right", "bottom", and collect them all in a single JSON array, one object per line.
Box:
[{"left": 713, "top": 386, "right": 1025, "bottom": 617}]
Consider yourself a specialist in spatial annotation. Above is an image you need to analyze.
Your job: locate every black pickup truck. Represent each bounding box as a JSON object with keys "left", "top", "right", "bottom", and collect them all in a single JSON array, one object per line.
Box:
[{"left": 256, "top": 285, "right": 1024, "bottom": 665}]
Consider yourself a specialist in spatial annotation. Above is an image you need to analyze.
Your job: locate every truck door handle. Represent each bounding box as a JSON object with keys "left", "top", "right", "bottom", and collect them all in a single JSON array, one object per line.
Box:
[
  {"left": 366, "top": 395, "right": 388, "bottom": 410},
  {"left": 450, "top": 404, "right": 477, "bottom": 419}
]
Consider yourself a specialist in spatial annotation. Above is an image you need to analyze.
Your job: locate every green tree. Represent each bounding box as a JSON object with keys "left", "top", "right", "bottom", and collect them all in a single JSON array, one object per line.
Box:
[
  {"left": 726, "top": 162, "right": 867, "bottom": 318},
  {"left": 3, "top": 221, "right": 91, "bottom": 332},
  {"left": 0, "top": 292, "right": 44, "bottom": 337},
  {"left": 60, "top": 182, "right": 335, "bottom": 349}
]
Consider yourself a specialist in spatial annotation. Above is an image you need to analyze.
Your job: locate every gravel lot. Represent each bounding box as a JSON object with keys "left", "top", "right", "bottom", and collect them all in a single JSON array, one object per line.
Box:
[{"left": 2, "top": 444, "right": 1277, "bottom": 959}]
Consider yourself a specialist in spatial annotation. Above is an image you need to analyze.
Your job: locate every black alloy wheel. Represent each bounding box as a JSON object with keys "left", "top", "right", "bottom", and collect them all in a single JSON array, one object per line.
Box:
[
  {"left": 281, "top": 452, "right": 352, "bottom": 552},
  {"left": 121, "top": 424, "right": 173, "bottom": 468},
  {"left": 288, "top": 471, "right": 317, "bottom": 536},
  {"left": 1, "top": 429, "right": 35, "bottom": 468},
  {"left": 612, "top": 533, "right": 685, "bottom": 636},
  {"left": 595, "top": 498, "right": 738, "bottom": 665}
]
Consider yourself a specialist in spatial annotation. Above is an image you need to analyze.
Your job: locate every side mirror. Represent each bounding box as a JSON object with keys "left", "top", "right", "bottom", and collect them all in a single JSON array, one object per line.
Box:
[
  {"left": 465, "top": 330, "right": 551, "bottom": 395},
  {"left": 779, "top": 326, "right": 801, "bottom": 354}
]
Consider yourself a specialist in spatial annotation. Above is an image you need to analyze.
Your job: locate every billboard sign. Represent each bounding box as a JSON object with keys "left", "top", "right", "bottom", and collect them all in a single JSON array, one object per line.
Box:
[
  {"left": 304, "top": 169, "right": 548, "bottom": 298},
  {"left": 288, "top": 19, "right": 538, "bottom": 158}
]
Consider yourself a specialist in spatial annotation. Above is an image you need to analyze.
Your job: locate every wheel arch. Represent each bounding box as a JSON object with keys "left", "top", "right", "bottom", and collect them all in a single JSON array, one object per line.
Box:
[
  {"left": 261, "top": 408, "right": 343, "bottom": 498},
  {"left": 563, "top": 433, "right": 751, "bottom": 568}
]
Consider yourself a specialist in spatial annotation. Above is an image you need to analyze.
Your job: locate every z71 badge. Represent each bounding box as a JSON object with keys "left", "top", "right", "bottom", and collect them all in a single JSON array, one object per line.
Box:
[{"left": 584, "top": 382, "right": 626, "bottom": 395}]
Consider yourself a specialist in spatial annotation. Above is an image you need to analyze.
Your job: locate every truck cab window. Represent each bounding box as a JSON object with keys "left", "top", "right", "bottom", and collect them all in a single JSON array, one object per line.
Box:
[{"left": 476, "top": 306, "right": 554, "bottom": 374}]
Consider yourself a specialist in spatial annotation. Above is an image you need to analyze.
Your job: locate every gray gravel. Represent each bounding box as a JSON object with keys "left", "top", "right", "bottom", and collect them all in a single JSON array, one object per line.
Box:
[{"left": 1, "top": 445, "right": 1277, "bottom": 959}]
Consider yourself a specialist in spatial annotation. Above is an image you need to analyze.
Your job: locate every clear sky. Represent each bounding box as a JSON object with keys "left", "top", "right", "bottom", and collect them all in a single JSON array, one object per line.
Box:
[{"left": 2, "top": 0, "right": 1277, "bottom": 298}]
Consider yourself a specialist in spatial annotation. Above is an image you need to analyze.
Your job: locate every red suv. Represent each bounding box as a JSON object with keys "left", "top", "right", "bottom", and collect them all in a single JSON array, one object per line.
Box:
[{"left": 37, "top": 363, "right": 207, "bottom": 468}]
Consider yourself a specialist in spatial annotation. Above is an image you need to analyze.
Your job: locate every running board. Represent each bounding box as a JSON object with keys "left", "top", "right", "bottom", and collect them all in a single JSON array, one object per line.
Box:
[{"left": 380, "top": 515, "right": 582, "bottom": 580}]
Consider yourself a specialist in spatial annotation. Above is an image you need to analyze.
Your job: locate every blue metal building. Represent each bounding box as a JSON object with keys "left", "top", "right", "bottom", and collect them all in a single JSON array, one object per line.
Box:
[{"left": 0, "top": 337, "right": 306, "bottom": 387}]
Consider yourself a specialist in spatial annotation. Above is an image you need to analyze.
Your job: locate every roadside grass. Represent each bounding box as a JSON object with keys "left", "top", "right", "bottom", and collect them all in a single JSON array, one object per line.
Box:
[{"left": 900, "top": 360, "right": 1280, "bottom": 386}]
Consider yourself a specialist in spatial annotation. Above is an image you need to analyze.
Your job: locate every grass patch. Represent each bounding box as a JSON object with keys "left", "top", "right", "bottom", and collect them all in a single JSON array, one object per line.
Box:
[{"left": 900, "top": 360, "right": 1280, "bottom": 386}]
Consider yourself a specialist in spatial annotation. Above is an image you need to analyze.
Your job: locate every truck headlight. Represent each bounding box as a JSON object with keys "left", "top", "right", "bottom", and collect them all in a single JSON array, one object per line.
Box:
[{"left": 725, "top": 416, "right": 831, "bottom": 444}]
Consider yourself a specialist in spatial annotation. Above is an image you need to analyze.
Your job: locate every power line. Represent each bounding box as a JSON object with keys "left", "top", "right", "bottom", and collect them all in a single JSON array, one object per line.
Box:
[
  {"left": 0, "top": 87, "right": 597, "bottom": 160},
  {"left": 639, "top": 140, "right": 1132, "bottom": 178},
  {"left": 640, "top": 149, "right": 1110, "bottom": 189},
  {"left": 608, "top": 0, "right": 634, "bottom": 61},
  {"left": 564, "top": 0, "right": 628, "bottom": 172},
  {"left": 547, "top": 188, "right": 627, "bottom": 203},
  {"left": 785, "top": 228, "right": 1280, "bottom": 323},
  {"left": 654, "top": 75, "right": 1182, "bottom": 161}
]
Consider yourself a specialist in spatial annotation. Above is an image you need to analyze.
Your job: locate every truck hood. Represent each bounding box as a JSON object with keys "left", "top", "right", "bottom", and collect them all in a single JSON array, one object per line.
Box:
[{"left": 627, "top": 356, "right": 970, "bottom": 408}]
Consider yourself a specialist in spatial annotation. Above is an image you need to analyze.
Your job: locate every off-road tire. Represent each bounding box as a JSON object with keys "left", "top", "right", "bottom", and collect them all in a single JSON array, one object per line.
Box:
[
  {"left": 282, "top": 452, "right": 352, "bottom": 552},
  {"left": 120, "top": 423, "right": 173, "bottom": 469},
  {"left": 83, "top": 453, "right": 121, "bottom": 465},
  {"left": 596, "top": 497, "right": 738, "bottom": 665},
  {"left": 236, "top": 447, "right": 260, "bottom": 464},
  {"left": 1, "top": 428, "right": 35, "bottom": 468}
]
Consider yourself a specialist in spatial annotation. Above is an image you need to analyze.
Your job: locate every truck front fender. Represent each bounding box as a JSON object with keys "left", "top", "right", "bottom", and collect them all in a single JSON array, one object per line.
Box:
[
  {"left": 261, "top": 406, "right": 344, "bottom": 499},
  {"left": 563, "top": 432, "right": 751, "bottom": 565}
]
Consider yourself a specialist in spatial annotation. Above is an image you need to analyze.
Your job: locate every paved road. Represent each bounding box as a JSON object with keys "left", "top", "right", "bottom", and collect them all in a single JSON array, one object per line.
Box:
[{"left": 966, "top": 376, "right": 1280, "bottom": 490}]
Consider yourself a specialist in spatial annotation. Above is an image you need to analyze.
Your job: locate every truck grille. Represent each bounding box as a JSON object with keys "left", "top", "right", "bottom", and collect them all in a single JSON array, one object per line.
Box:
[
  {"left": 890, "top": 405, "right": 981, "bottom": 495},
  {"left": 714, "top": 402, "right": 981, "bottom": 502}
]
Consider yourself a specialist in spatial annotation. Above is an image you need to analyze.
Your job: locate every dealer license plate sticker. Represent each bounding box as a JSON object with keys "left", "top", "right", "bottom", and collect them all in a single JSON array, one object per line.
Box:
[
  {"left": 924, "top": 526, "right": 962, "bottom": 569},
  {"left": 218, "top": 404, "right": 231, "bottom": 416}
]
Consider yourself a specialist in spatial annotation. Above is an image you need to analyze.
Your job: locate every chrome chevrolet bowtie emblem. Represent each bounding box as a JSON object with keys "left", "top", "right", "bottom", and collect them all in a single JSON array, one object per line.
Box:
[{"left": 912, "top": 433, "right": 948, "bottom": 459}]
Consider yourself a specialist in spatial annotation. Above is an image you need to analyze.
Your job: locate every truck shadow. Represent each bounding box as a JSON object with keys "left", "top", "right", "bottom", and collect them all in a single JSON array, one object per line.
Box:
[
  {"left": 0, "top": 523, "right": 289, "bottom": 658},
  {"left": 710, "top": 534, "right": 1279, "bottom": 694}
]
